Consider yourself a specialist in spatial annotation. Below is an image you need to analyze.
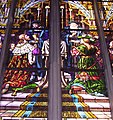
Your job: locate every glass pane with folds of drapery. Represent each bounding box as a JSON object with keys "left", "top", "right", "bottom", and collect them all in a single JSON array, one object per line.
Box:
[
  {"left": 0, "top": 0, "right": 50, "bottom": 119},
  {"left": 60, "top": 0, "right": 112, "bottom": 119}
]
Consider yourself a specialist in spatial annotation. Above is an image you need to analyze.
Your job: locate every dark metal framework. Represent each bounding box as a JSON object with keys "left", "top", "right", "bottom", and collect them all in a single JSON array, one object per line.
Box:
[
  {"left": 93, "top": 0, "right": 113, "bottom": 119},
  {"left": 48, "top": 0, "right": 62, "bottom": 119},
  {"left": 0, "top": 0, "right": 18, "bottom": 99}
]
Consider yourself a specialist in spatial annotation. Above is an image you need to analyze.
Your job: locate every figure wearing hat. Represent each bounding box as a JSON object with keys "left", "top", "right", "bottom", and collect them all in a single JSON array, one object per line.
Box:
[{"left": 66, "top": 34, "right": 107, "bottom": 96}]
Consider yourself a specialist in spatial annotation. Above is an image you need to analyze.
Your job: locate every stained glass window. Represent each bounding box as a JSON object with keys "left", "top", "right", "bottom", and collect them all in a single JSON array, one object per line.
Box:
[
  {"left": 0, "top": 0, "right": 49, "bottom": 119},
  {"left": 0, "top": 0, "right": 113, "bottom": 120},
  {"left": 60, "top": 0, "right": 113, "bottom": 119}
]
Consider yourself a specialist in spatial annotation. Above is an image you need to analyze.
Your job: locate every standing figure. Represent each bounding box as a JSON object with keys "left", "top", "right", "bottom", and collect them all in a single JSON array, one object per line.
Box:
[
  {"left": 27, "top": 20, "right": 47, "bottom": 80},
  {"left": 9, "top": 43, "right": 15, "bottom": 59},
  {"left": 64, "top": 21, "right": 83, "bottom": 80},
  {"left": 2, "top": 34, "right": 39, "bottom": 96},
  {"left": 66, "top": 34, "right": 107, "bottom": 96},
  {"left": 42, "top": 39, "right": 67, "bottom": 68}
]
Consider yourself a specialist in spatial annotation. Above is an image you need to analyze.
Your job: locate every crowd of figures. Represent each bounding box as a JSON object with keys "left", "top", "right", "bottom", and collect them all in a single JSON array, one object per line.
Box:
[
  {"left": 1, "top": 20, "right": 66, "bottom": 96},
  {"left": 1, "top": 20, "right": 113, "bottom": 97}
]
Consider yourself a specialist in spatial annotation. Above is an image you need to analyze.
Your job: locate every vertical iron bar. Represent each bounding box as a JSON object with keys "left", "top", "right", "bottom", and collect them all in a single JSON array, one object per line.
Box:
[
  {"left": 48, "top": 0, "right": 62, "bottom": 120},
  {"left": 0, "top": 0, "right": 18, "bottom": 99},
  {"left": 93, "top": 0, "right": 113, "bottom": 119}
]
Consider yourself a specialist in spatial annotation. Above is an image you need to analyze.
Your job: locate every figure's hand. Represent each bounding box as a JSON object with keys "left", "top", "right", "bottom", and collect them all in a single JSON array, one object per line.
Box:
[
  {"left": 69, "top": 33, "right": 76, "bottom": 38},
  {"left": 33, "top": 35, "right": 38, "bottom": 41},
  {"left": 29, "top": 60, "right": 35, "bottom": 65}
]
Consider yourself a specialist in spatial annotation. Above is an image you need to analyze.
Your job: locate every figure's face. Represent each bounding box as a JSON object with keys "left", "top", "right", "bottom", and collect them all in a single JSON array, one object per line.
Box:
[
  {"left": 32, "top": 23, "right": 39, "bottom": 28},
  {"left": 0, "top": 42, "right": 2, "bottom": 48},
  {"left": 79, "top": 72, "right": 88, "bottom": 81},
  {"left": 19, "top": 34, "right": 25, "bottom": 40},
  {"left": 71, "top": 47, "right": 79, "bottom": 55},
  {"left": 109, "top": 41, "right": 113, "bottom": 48},
  {"left": 70, "top": 23, "right": 78, "bottom": 34},
  {"left": 19, "top": 70, "right": 22, "bottom": 74},
  {"left": 34, "top": 44, "right": 37, "bottom": 48},
  {"left": 83, "top": 38, "right": 90, "bottom": 43},
  {"left": 25, "top": 35, "right": 30, "bottom": 40},
  {"left": 10, "top": 43, "right": 15, "bottom": 50},
  {"left": 70, "top": 23, "right": 78, "bottom": 29}
]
